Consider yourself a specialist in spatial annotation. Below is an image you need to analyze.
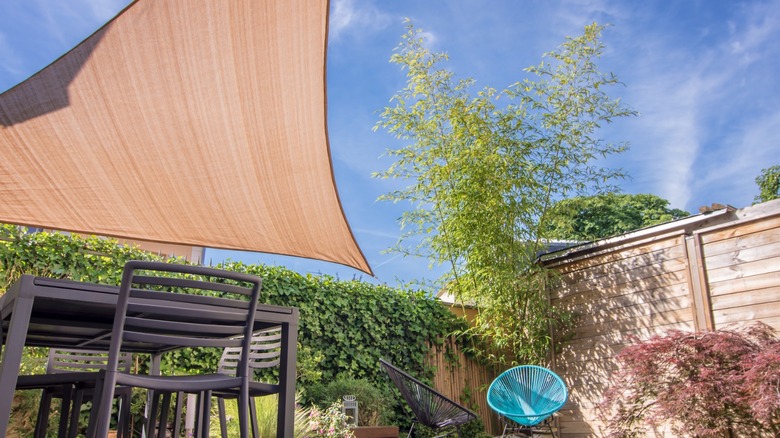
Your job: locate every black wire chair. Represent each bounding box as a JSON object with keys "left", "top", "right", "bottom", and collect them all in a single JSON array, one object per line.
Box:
[{"left": 380, "top": 359, "right": 478, "bottom": 437}]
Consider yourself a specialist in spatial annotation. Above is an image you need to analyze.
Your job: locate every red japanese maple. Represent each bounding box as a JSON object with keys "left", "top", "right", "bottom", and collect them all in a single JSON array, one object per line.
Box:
[{"left": 599, "top": 322, "right": 780, "bottom": 437}]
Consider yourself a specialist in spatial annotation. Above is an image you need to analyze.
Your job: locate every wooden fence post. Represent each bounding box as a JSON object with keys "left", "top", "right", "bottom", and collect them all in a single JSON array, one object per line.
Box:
[{"left": 684, "top": 233, "right": 715, "bottom": 331}]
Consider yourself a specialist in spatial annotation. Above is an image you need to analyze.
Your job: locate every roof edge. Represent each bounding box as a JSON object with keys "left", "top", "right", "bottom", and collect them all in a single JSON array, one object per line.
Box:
[{"left": 538, "top": 205, "right": 737, "bottom": 266}]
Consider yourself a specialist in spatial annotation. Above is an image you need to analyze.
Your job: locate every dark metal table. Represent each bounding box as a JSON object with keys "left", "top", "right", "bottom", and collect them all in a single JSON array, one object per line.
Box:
[{"left": 0, "top": 274, "right": 299, "bottom": 437}]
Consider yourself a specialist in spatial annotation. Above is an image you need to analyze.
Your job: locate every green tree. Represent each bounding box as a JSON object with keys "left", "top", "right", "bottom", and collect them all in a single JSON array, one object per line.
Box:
[
  {"left": 754, "top": 165, "right": 780, "bottom": 204},
  {"left": 374, "top": 22, "right": 635, "bottom": 365},
  {"left": 545, "top": 193, "right": 690, "bottom": 241}
]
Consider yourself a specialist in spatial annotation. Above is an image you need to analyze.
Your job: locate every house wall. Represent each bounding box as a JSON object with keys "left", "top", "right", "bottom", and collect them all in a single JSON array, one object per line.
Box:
[
  {"left": 115, "top": 238, "right": 204, "bottom": 263},
  {"left": 541, "top": 199, "right": 780, "bottom": 437}
]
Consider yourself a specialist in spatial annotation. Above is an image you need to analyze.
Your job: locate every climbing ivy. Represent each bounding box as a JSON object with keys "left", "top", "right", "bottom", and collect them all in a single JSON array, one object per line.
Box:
[
  {"left": 225, "top": 262, "right": 462, "bottom": 380},
  {"left": 0, "top": 224, "right": 159, "bottom": 290}
]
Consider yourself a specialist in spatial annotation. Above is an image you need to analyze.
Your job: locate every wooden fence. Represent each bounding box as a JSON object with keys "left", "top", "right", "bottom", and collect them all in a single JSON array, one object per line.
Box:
[
  {"left": 426, "top": 337, "right": 501, "bottom": 435},
  {"left": 540, "top": 199, "right": 780, "bottom": 437},
  {"left": 427, "top": 198, "right": 780, "bottom": 437}
]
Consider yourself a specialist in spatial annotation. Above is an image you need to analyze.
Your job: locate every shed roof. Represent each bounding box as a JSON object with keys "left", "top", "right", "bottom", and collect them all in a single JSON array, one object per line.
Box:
[{"left": 538, "top": 204, "right": 739, "bottom": 267}]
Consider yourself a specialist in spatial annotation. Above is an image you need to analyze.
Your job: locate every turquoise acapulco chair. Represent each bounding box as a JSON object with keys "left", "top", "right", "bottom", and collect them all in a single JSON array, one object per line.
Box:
[{"left": 487, "top": 365, "right": 568, "bottom": 437}]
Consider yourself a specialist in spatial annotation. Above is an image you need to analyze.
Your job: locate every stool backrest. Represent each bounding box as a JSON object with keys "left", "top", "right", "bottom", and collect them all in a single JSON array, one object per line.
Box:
[
  {"left": 218, "top": 326, "right": 282, "bottom": 377},
  {"left": 47, "top": 349, "right": 133, "bottom": 374}
]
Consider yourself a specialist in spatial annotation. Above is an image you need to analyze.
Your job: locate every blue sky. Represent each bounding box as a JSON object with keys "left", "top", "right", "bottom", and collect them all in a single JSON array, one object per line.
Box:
[{"left": 2, "top": 0, "right": 779, "bottom": 288}]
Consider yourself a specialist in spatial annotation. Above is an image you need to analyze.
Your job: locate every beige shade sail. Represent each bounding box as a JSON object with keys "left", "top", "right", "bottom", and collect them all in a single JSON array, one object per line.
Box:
[{"left": 0, "top": 0, "right": 372, "bottom": 274}]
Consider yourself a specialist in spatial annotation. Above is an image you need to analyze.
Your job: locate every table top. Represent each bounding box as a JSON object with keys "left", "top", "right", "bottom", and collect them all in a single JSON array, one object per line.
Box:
[{"left": 0, "top": 275, "right": 298, "bottom": 354}]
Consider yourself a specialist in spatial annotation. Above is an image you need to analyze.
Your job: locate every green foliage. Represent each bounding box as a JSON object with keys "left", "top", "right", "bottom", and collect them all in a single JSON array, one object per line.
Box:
[
  {"left": 9, "top": 390, "right": 43, "bottom": 437},
  {"left": 544, "top": 193, "right": 690, "bottom": 241},
  {"left": 19, "top": 348, "right": 48, "bottom": 376},
  {"left": 8, "top": 390, "right": 144, "bottom": 437},
  {"left": 297, "top": 343, "right": 325, "bottom": 395},
  {"left": 375, "top": 22, "right": 635, "bottom": 365},
  {"left": 216, "top": 261, "right": 465, "bottom": 388},
  {"left": 754, "top": 165, "right": 780, "bottom": 204},
  {"left": 306, "top": 375, "right": 390, "bottom": 426},
  {"left": 457, "top": 418, "right": 491, "bottom": 438},
  {"left": 0, "top": 224, "right": 160, "bottom": 290}
]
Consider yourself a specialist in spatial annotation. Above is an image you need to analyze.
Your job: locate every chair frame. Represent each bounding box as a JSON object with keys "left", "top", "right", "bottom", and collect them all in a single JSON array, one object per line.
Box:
[
  {"left": 167, "top": 327, "right": 283, "bottom": 438},
  {"left": 380, "top": 359, "right": 478, "bottom": 437},
  {"left": 15, "top": 348, "right": 133, "bottom": 438},
  {"left": 86, "top": 260, "right": 263, "bottom": 438},
  {"left": 216, "top": 326, "right": 282, "bottom": 438},
  {"left": 487, "top": 365, "right": 568, "bottom": 438}
]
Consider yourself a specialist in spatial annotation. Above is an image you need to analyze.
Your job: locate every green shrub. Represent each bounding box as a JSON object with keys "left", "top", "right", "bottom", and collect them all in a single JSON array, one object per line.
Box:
[
  {"left": 307, "top": 375, "right": 389, "bottom": 426},
  {"left": 295, "top": 343, "right": 324, "bottom": 400}
]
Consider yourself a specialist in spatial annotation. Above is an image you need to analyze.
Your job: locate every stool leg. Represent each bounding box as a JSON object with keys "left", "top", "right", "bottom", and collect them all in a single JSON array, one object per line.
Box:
[
  {"left": 33, "top": 388, "right": 54, "bottom": 438},
  {"left": 57, "top": 385, "right": 74, "bottom": 436},
  {"left": 200, "top": 391, "right": 212, "bottom": 437},
  {"left": 172, "top": 392, "right": 184, "bottom": 437},
  {"left": 218, "top": 397, "right": 228, "bottom": 438},
  {"left": 158, "top": 392, "right": 172, "bottom": 438},
  {"left": 148, "top": 391, "right": 162, "bottom": 438},
  {"left": 68, "top": 388, "right": 87, "bottom": 438},
  {"left": 249, "top": 397, "right": 259, "bottom": 438},
  {"left": 57, "top": 387, "right": 74, "bottom": 438},
  {"left": 117, "top": 391, "right": 131, "bottom": 438}
]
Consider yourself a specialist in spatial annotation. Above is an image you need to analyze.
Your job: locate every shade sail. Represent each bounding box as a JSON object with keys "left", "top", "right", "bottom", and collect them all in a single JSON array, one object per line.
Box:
[{"left": 0, "top": 0, "right": 372, "bottom": 274}]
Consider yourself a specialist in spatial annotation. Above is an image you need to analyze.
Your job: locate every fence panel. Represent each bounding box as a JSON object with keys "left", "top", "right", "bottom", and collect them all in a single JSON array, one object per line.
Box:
[
  {"left": 541, "top": 199, "right": 780, "bottom": 436},
  {"left": 426, "top": 338, "right": 500, "bottom": 435}
]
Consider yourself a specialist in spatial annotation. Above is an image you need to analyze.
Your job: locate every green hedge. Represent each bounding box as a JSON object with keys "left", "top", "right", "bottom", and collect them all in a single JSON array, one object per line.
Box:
[{"left": 0, "top": 225, "right": 465, "bottom": 408}]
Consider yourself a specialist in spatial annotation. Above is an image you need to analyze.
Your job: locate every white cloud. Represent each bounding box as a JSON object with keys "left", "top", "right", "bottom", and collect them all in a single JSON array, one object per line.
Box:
[
  {"left": 329, "top": 0, "right": 356, "bottom": 38},
  {"left": 421, "top": 30, "right": 439, "bottom": 46},
  {"left": 26, "top": 0, "right": 127, "bottom": 47},
  {"left": 553, "top": 0, "right": 617, "bottom": 31},
  {"left": 30, "top": 0, "right": 85, "bottom": 47},
  {"left": 695, "top": 110, "right": 780, "bottom": 206},
  {"left": 354, "top": 227, "right": 401, "bottom": 241},
  {"left": 0, "top": 33, "right": 25, "bottom": 82},
  {"left": 622, "top": 52, "right": 726, "bottom": 209},
  {"left": 329, "top": 0, "right": 393, "bottom": 41},
  {"left": 614, "top": 0, "right": 780, "bottom": 210},
  {"left": 628, "top": 100, "right": 699, "bottom": 208},
  {"left": 727, "top": 0, "right": 780, "bottom": 65}
]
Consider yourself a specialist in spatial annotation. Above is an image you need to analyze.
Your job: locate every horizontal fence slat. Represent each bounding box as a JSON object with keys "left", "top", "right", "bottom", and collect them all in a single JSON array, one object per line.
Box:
[{"left": 426, "top": 339, "right": 500, "bottom": 435}]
